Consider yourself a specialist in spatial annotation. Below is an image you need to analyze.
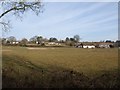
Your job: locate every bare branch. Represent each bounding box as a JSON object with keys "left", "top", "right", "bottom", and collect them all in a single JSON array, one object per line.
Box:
[
  {"left": 0, "top": 2, "right": 43, "bottom": 18},
  {"left": 0, "top": 20, "right": 12, "bottom": 32},
  {"left": 0, "top": 1, "right": 44, "bottom": 31},
  {"left": 0, "top": 7, "right": 15, "bottom": 18}
]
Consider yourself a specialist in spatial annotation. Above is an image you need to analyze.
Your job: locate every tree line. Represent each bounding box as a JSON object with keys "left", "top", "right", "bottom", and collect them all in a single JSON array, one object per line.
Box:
[
  {"left": 1, "top": 35, "right": 120, "bottom": 47},
  {"left": 1, "top": 35, "right": 80, "bottom": 46}
]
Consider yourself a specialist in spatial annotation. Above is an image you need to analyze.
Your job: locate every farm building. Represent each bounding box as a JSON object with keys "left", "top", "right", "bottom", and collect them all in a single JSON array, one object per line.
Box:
[
  {"left": 75, "top": 42, "right": 95, "bottom": 48},
  {"left": 75, "top": 43, "right": 83, "bottom": 48},
  {"left": 11, "top": 41, "right": 19, "bottom": 44},
  {"left": 48, "top": 42, "right": 56, "bottom": 45},
  {"left": 47, "top": 42, "right": 61, "bottom": 45},
  {"left": 98, "top": 43, "right": 114, "bottom": 48},
  {"left": 36, "top": 41, "right": 45, "bottom": 45},
  {"left": 83, "top": 45, "right": 95, "bottom": 48},
  {"left": 75, "top": 42, "right": 115, "bottom": 48}
]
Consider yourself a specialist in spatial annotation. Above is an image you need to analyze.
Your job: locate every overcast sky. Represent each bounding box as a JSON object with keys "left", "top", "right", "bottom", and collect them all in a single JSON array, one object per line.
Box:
[{"left": 2, "top": 2, "right": 118, "bottom": 41}]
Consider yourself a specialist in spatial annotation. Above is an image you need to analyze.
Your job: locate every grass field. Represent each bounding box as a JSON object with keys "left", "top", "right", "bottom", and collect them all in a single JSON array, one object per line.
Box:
[{"left": 2, "top": 46, "right": 119, "bottom": 88}]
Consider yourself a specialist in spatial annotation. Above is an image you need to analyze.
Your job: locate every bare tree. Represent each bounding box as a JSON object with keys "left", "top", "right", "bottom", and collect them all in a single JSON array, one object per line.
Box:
[
  {"left": 37, "top": 36, "right": 43, "bottom": 44},
  {"left": 29, "top": 35, "right": 38, "bottom": 43},
  {"left": 7, "top": 36, "right": 16, "bottom": 43},
  {"left": 0, "top": 0, "right": 44, "bottom": 31},
  {"left": 20, "top": 38, "right": 28, "bottom": 45},
  {"left": 74, "top": 35, "right": 80, "bottom": 43}
]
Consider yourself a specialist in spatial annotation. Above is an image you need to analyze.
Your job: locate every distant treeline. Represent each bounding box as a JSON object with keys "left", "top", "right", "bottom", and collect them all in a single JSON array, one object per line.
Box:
[{"left": 1, "top": 35, "right": 120, "bottom": 48}]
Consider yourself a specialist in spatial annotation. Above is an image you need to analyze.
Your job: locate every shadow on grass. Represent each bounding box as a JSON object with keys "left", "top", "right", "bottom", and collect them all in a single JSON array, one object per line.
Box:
[{"left": 2, "top": 55, "right": 119, "bottom": 88}]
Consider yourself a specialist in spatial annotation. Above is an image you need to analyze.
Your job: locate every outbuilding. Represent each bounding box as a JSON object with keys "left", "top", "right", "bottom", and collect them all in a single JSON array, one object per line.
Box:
[{"left": 99, "top": 43, "right": 114, "bottom": 48}]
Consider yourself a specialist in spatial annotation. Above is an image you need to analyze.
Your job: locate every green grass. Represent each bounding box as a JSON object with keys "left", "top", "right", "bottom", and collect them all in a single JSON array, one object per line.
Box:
[{"left": 2, "top": 46, "right": 119, "bottom": 88}]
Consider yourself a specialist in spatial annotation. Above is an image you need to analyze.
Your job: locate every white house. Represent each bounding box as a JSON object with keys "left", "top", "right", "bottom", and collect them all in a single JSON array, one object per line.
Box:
[
  {"left": 48, "top": 42, "right": 56, "bottom": 45},
  {"left": 36, "top": 41, "right": 39, "bottom": 44},
  {"left": 99, "top": 43, "right": 114, "bottom": 48},
  {"left": 83, "top": 45, "right": 95, "bottom": 49},
  {"left": 47, "top": 42, "right": 61, "bottom": 45},
  {"left": 11, "top": 41, "right": 19, "bottom": 44}
]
